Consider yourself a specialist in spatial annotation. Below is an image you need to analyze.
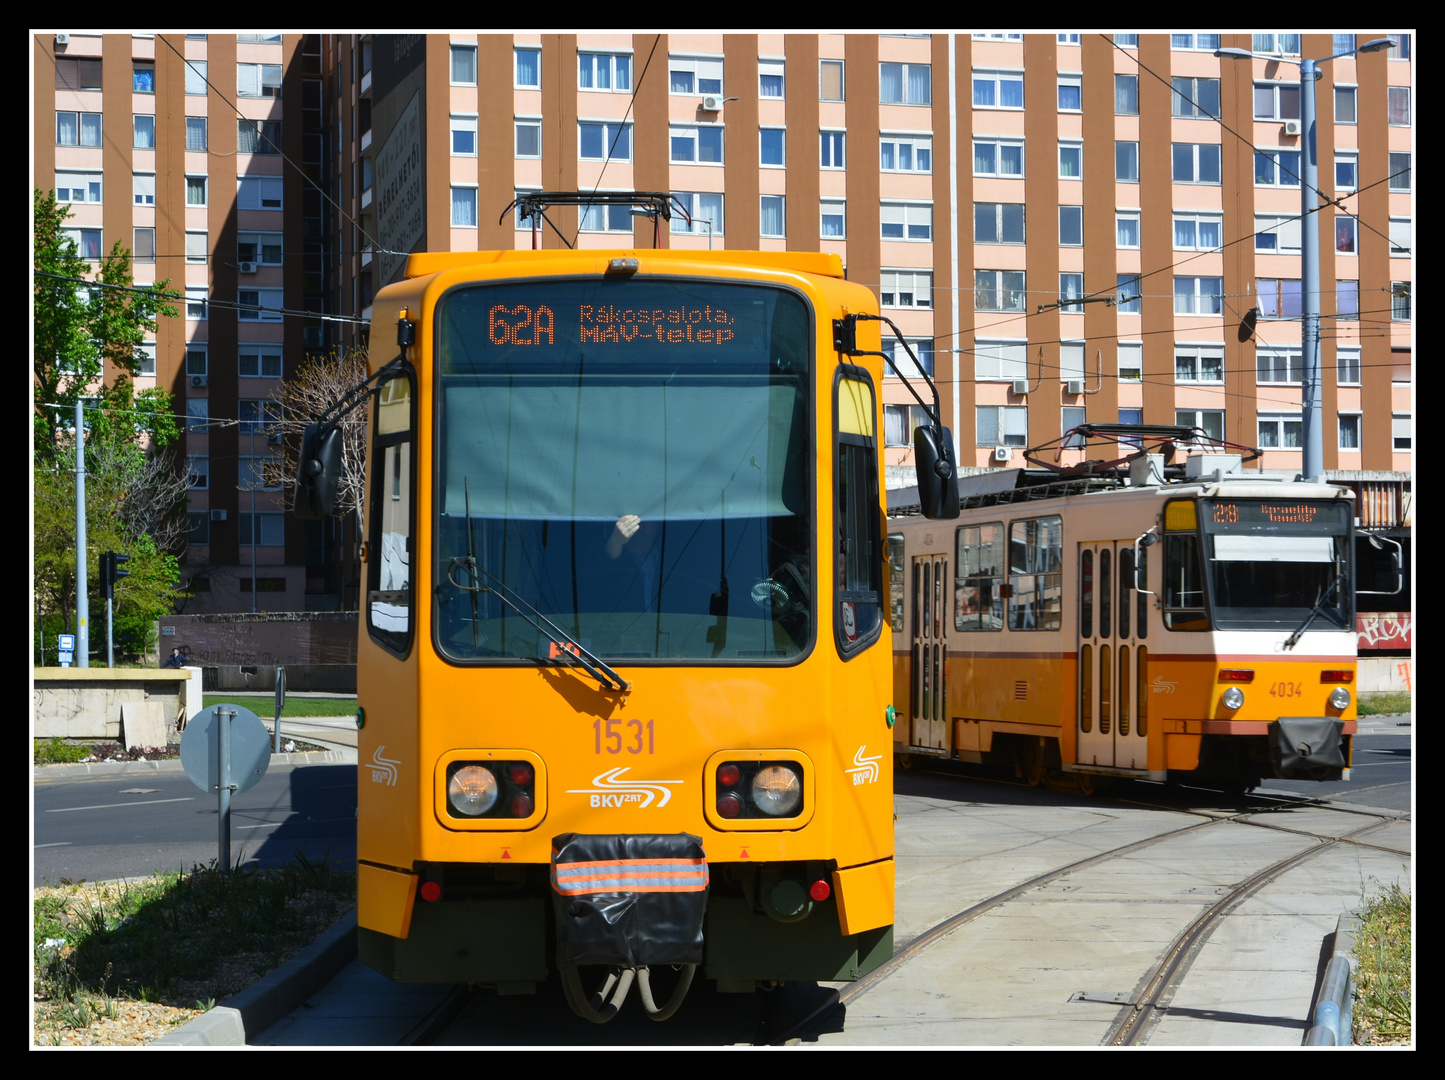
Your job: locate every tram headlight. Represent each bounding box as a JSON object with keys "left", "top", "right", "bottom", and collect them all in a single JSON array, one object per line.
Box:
[
  {"left": 1329, "top": 687, "right": 1352, "bottom": 710},
  {"left": 752, "top": 766, "right": 803, "bottom": 817},
  {"left": 448, "top": 765, "right": 499, "bottom": 816},
  {"left": 1221, "top": 687, "right": 1245, "bottom": 710}
]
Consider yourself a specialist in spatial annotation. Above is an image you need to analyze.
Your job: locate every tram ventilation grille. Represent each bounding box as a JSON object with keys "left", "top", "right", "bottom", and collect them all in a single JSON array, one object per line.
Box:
[{"left": 1015, "top": 681, "right": 1028, "bottom": 700}]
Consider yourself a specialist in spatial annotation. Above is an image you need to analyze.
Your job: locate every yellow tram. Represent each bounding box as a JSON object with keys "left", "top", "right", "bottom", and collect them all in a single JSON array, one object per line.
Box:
[
  {"left": 296, "top": 208, "right": 955, "bottom": 1020},
  {"left": 888, "top": 426, "right": 1359, "bottom": 791}
]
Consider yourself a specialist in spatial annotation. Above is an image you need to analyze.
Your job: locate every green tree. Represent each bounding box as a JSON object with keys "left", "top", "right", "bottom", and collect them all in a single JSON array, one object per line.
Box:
[{"left": 33, "top": 189, "right": 185, "bottom": 663}]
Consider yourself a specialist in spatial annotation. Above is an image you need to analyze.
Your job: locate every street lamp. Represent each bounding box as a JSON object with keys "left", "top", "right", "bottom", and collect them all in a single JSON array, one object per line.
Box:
[{"left": 1215, "top": 37, "right": 1394, "bottom": 483}]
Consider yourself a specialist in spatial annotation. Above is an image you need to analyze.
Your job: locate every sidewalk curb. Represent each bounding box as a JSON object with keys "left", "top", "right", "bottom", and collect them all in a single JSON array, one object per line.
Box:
[{"left": 150, "top": 910, "right": 359, "bottom": 1046}]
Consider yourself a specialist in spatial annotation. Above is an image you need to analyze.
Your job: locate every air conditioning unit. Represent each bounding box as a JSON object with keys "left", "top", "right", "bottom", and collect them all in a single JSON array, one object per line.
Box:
[
  {"left": 267, "top": 432, "right": 283, "bottom": 445},
  {"left": 238, "top": 261, "right": 258, "bottom": 274},
  {"left": 55, "top": 33, "right": 70, "bottom": 45},
  {"left": 701, "top": 95, "right": 723, "bottom": 112},
  {"left": 190, "top": 375, "right": 208, "bottom": 388},
  {"left": 1011, "top": 379, "right": 1030, "bottom": 396},
  {"left": 210, "top": 509, "right": 228, "bottom": 521},
  {"left": 1283, "top": 119, "right": 1303, "bottom": 136},
  {"left": 1066, "top": 379, "right": 1086, "bottom": 395},
  {"left": 993, "top": 446, "right": 1013, "bottom": 463}
]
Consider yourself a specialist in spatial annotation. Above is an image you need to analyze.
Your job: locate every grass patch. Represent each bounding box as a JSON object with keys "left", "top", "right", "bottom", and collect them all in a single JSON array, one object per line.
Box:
[
  {"left": 34, "top": 738, "right": 331, "bottom": 766},
  {"left": 33, "top": 738, "right": 93, "bottom": 765},
  {"left": 33, "top": 854, "right": 355, "bottom": 1045},
  {"left": 1353, "top": 882, "right": 1411, "bottom": 1045},
  {"left": 1357, "top": 692, "right": 1411, "bottom": 717},
  {"left": 203, "top": 694, "right": 357, "bottom": 719}
]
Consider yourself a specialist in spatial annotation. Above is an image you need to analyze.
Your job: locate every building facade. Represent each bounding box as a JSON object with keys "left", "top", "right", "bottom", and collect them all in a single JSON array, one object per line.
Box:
[{"left": 35, "top": 32, "right": 1413, "bottom": 614}]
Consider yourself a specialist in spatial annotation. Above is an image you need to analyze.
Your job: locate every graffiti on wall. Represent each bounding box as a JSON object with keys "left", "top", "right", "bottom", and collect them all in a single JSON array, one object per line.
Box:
[{"left": 1357, "top": 613, "right": 1411, "bottom": 651}]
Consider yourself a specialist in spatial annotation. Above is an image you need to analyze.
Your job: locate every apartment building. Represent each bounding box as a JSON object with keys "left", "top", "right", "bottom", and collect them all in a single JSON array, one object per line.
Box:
[{"left": 35, "top": 32, "right": 1413, "bottom": 615}]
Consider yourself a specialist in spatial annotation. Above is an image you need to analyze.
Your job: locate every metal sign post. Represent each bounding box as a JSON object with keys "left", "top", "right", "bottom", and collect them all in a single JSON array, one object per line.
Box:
[
  {"left": 273, "top": 666, "right": 287, "bottom": 754},
  {"left": 180, "top": 704, "right": 271, "bottom": 872}
]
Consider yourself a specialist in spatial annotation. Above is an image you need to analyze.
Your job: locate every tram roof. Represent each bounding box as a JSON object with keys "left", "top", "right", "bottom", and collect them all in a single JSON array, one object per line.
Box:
[{"left": 404, "top": 248, "right": 846, "bottom": 281}]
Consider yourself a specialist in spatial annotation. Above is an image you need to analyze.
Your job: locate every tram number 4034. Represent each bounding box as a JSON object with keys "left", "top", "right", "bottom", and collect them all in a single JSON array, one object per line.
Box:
[
  {"left": 594, "top": 717, "right": 657, "bottom": 755},
  {"left": 1268, "top": 681, "right": 1304, "bottom": 698}
]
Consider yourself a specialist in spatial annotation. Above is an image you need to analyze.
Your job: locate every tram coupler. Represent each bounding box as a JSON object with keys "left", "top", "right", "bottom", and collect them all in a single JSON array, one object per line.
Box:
[{"left": 1271, "top": 717, "right": 1347, "bottom": 779}]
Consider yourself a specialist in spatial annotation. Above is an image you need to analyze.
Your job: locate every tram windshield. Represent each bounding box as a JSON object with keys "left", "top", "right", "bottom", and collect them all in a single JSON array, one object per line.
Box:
[
  {"left": 1199, "top": 499, "right": 1352, "bottom": 631},
  {"left": 433, "top": 279, "right": 813, "bottom": 663}
]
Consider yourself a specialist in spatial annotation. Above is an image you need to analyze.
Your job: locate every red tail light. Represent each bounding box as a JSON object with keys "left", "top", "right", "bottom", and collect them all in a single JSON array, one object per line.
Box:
[
  {"left": 1218, "top": 669, "right": 1255, "bottom": 683},
  {"left": 1320, "top": 670, "right": 1354, "bottom": 684}
]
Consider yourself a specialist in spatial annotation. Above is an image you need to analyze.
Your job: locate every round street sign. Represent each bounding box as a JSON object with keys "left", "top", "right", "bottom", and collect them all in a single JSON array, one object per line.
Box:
[{"left": 180, "top": 704, "right": 272, "bottom": 795}]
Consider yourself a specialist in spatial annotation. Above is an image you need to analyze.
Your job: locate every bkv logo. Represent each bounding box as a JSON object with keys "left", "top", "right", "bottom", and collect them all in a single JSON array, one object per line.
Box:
[
  {"left": 846, "top": 746, "right": 882, "bottom": 786},
  {"left": 369, "top": 746, "right": 400, "bottom": 786},
  {"left": 1152, "top": 676, "right": 1179, "bottom": 694},
  {"left": 568, "top": 767, "right": 682, "bottom": 808}
]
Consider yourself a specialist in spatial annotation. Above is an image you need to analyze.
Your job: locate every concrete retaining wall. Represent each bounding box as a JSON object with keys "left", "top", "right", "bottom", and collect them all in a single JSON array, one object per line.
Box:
[{"left": 33, "top": 667, "right": 203, "bottom": 744}]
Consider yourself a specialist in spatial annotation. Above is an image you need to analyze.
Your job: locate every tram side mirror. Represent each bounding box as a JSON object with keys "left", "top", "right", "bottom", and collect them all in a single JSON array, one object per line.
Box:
[
  {"left": 1134, "top": 529, "right": 1158, "bottom": 595},
  {"left": 294, "top": 423, "right": 343, "bottom": 520},
  {"left": 914, "top": 425, "right": 960, "bottom": 520}
]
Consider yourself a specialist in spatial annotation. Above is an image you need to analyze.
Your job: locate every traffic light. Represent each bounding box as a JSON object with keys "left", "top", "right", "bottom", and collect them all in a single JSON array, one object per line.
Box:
[{"left": 99, "top": 551, "right": 130, "bottom": 599}]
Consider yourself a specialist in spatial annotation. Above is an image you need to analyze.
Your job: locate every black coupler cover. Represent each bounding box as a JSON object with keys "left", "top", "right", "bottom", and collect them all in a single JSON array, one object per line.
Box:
[
  {"left": 551, "top": 833, "right": 708, "bottom": 969},
  {"left": 1271, "top": 717, "right": 1346, "bottom": 776}
]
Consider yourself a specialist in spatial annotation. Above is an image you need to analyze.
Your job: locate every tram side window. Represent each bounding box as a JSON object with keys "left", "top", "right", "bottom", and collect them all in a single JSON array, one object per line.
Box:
[
  {"left": 1009, "top": 516, "right": 1062, "bottom": 630},
  {"left": 836, "top": 372, "right": 883, "bottom": 656},
  {"left": 367, "top": 372, "right": 415, "bottom": 655},
  {"left": 955, "top": 522, "right": 1005, "bottom": 630},
  {"left": 1163, "top": 534, "right": 1209, "bottom": 630},
  {"left": 888, "top": 534, "right": 905, "bottom": 632}
]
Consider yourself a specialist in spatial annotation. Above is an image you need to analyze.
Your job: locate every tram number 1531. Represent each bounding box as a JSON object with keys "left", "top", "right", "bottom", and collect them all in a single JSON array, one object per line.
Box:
[{"left": 594, "top": 717, "right": 657, "bottom": 755}]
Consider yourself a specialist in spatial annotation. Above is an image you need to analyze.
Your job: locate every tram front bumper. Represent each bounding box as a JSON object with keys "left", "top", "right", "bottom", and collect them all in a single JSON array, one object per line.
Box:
[{"left": 1270, "top": 717, "right": 1348, "bottom": 778}]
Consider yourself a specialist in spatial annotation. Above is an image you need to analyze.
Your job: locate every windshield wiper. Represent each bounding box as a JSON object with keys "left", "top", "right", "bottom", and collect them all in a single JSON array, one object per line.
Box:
[
  {"left": 1282, "top": 575, "right": 1343, "bottom": 651},
  {"left": 446, "top": 479, "right": 631, "bottom": 693}
]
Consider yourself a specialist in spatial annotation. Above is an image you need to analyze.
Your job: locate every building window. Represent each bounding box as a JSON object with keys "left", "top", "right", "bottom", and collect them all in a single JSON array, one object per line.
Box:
[
  {"left": 880, "top": 270, "right": 932, "bottom": 309},
  {"left": 56, "top": 171, "right": 102, "bottom": 204},
  {"left": 1057, "top": 34, "right": 1081, "bottom": 44},
  {"left": 65, "top": 228, "right": 103, "bottom": 260},
  {"left": 1389, "top": 34, "right": 1410, "bottom": 60},
  {"left": 1115, "top": 35, "right": 1139, "bottom": 47},
  {"left": 672, "top": 125, "right": 724, "bottom": 164},
  {"left": 1337, "top": 349, "right": 1361, "bottom": 386},
  {"left": 133, "top": 61, "right": 155, "bottom": 94},
  {"left": 974, "top": 340, "right": 1027, "bottom": 382},
  {"left": 1177, "top": 347, "right": 1224, "bottom": 384},
  {"left": 1060, "top": 342, "right": 1086, "bottom": 382},
  {"left": 1255, "top": 149, "right": 1301, "bottom": 187},
  {"left": 185, "top": 231, "right": 208, "bottom": 265},
  {"left": 881, "top": 62, "right": 931, "bottom": 105},
  {"left": 185, "top": 175, "right": 208, "bottom": 206},
  {"left": 451, "top": 187, "right": 477, "bottom": 227},
  {"left": 1388, "top": 86, "right": 1411, "bottom": 125},
  {"left": 133, "top": 227, "right": 155, "bottom": 263},
  {"left": 975, "top": 203, "right": 1025, "bottom": 245},
  {"left": 1334, "top": 85, "right": 1357, "bottom": 124},
  {"left": 184, "top": 60, "right": 207, "bottom": 96},
  {"left": 186, "top": 347, "right": 207, "bottom": 376},
  {"left": 240, "top": 456, "right": 282, "bottom": 492},
  {"left": 670, "top": 56, "right": 722, "bottom": 96},
  {"left": 55, "top": 56, "right": 103, "bottom": 91},
  {"left": 136, "top": 342, "right": 156, "bottom": 377},
  {"left": 881, "top": 202, "right": 932, "bottom": 242},
  {"left": 1174, "top": 143, "right": 1222, "bottom": 184},
  {"left": 759, "top": 60, "right": 785, "bottom": 98},
  {"left": 239, "top": 400, "right": 281, "bottom": 435},
  {"left": 973, "top": 69, "right": 1021, "bottom": 109},
  {"left": 579, "top": 122, "right": 631, "bottom": 161},
  {"left": 1256, "top": 278, "right": 1302, "bottom": 318},
  {"left": 239, "top": 346, "right": 283, "bottom": 378},
  {"left": 1062, "top": 407, "right": 1088, "bottom": 447},
  {"left": 237, "top": 231, "right": 283, "bottom": 266},
  {"left": 1059, "top": 142, "right": 1082, "bottom": 179},
  {"left": 1118, "top": 343, "right": 1143, "bottom": 382},
  {"left": 1176, "top": 410, "right": 1224, "bottom": 442},
  {"left": 514, "top": 48, "right": 539, "bottom": 88},
  {"left": 56, "top": 111, "right": 101, "bottom": 147},
  {"left": 514, "top": 119, "right": 540, "bottom": 158},
  {"left": 976, "top": 270, "right": 1026, "bottom": 312},
  {"left": 974, "top": 138, "right": 1024, "bottom": 178},
  {"left": 186, "top": 117, "right": 207, "bottom": 150},
  {"left": 884, "top": 404, "right": 929, "bottom": 448},
  {"left": 1252, "top": 34, "right": 1301, "bottom": 56},
  {"left": 1174, "top": 213, "right": 1221, "bottom": 251},
  {"left": 1336, "top": 280, "right": 1359, "bottom": 321},
  {"left": 1116, "top": 275, "right": 1142, "bottom": 314},
  {"left": 1172, "top": 76, "right": 1220, "bottom": 118},
  {"left": 670, "top": 192, "right": 724, "bottom": 236},
  {"left": 1116, "top": 141, "right": 1139, "bottom": 182},
  {"left": 451, "top": 115, "right": 477, "bottom": 156},
  {"left": 977, "top": 406, "right": 1029, "bottom": 447},
  {"left": 760, "top": 128, "right": 785, "bottom": 167},
  {"left": 1253, "top": 82, "right": 1300, "bottom": 120},
  {"left": 579, "top": 200, "right": 634, "bottom": 233},
  {"left": 1338, "top": 414, "right": 1361, "bottom": 451},
  {"left": 133, "top": 114, "right": 155, "bottom": 149},
  {"left": 237, "top": 176, "right": 282, "bottom": 210},
  {"left": 1256, "top": 349, "right": 1300, "bottom": 384},
  {"left": 450, "top": 45, "right": 477, "bottom": 85},
  {"left": 1058, "top": 73, "right": 1081, "bottom": 112},
  {"left": 186, "top": 456, "right": 209, "bottom": 490},
  {"left": 1258, "top": 413, "right": 1302, "bottom": 449},
  {"left": 238, "top": 289, "right": 283, "bottom": 322},
  {"left": 1389, "top": 218, "right": 1411, "bottom": 257},
  {"left": 1255, "top": 213, "right": 1301, "bottom": 254},
  {"left": 820, "top": 59, "right": 844, "bottom": 101},
  {"left": 820, "top": 130, "right": 845, "bottom": 169},
  {"left": 1059, "top": 206, "right": 1083, "bottom": 247},
  {"left": 878, "top": 339, "right": 934, "bottom": 383},
  {"left": 1116, "top": 212, "right": 1140, "bottom": 249},
  {"left": 238, "top": 120, "right": 281, "bottom": 155},
  {"left": 185, "top": 399, "right": 209, "bottom": 434},
  {"left": 579, "top": 52, "right": 631, "bottom": 92},
  {"left": 1391, "top": 283, "right": 1410, "bottom": 321},
  {"left": 1060, "top": 273, "right": 1085, "bottom": 313},
  {"left": 238, "top": 513, "right": 285, "bottom": 547},
  {"left": 760, "top": 195, "right": 785, "bottom": 238},
  {"left": 820, "top": 199, "right": 846, "bottom": 238},
  {"left": 1174, "top": 277, "right": 1222, "bottom": 316},
  {"left": 1335, "top": 152, "right": 1358, "bottom": 191},
  {"left": 1335, "top": 217, "right": 1357, "bottom": 255},
  {"left": 186, "top": 288, "right": 207, "bottom": 320},
  {"left": 1115, "top": 75, "right": 1139, "bottom": 115},
  {"left": 880, "top": 134, "right": 931, "bottom": 173},
  {"left": 237, "top": 63, "right": 282, "bottom": 98},
  {"left": 1392, "top": 415, "right": 1411, "bottom": 452},
  {"left": 1388, "top": 153, "right": 1410, "bottom": 191}
]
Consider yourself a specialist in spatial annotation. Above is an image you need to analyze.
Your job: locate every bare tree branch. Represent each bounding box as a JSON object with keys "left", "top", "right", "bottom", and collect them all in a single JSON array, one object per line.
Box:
[{"left": 261, "top": 348, "right": 370, "bottom": 518}]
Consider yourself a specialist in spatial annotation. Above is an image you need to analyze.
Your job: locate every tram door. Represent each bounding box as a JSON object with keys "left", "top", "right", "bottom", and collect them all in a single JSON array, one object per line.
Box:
[
  {"left": 1075, "top": 542, "right": 1150, "bottom": 769},
  {"left": 911, "top": 553, "right": 949, "bottom": 750}
]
